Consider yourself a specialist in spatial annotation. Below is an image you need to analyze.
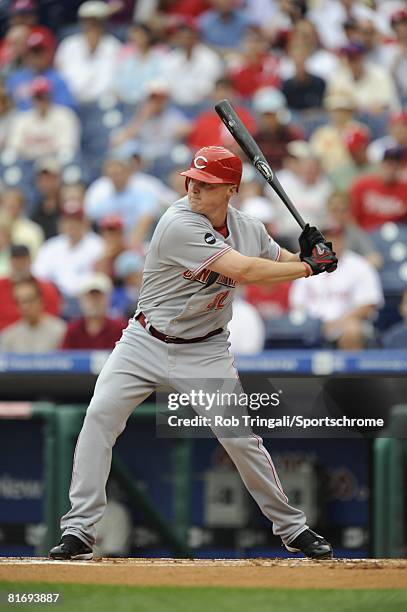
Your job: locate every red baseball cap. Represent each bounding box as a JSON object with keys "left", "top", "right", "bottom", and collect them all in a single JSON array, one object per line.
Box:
[
  {"left": 99, "top": 214, "right": 124, "bottom": 231},
  {"left": 30, "top": 75, "right": 52, "bottom": 96},
  {"left": 391, "top": 9, "right": 407, "bottom": 27},
  {"left": 26, "top": 29, "right": 54, "bottom": 52},
  {"left": 61, "top": 199, "right": 85, "bottom": 219},
  {"left": 344, "top": 126, "right": 371, "bottom": 153},
  {"left": 180, "top": 146, "right": 243, "bottom": 190}
]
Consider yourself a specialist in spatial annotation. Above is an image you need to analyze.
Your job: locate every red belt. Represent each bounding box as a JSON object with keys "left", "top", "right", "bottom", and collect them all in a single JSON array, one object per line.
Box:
[{"left": 136, "top": 312, "right": 223, "bottom": 344}]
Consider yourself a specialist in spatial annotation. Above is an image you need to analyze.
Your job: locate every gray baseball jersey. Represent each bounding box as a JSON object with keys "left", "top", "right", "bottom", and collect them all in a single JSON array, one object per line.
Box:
[
  {"left": 138, "top": 196, "right": 281, "bottom": 338},
  {"left": 58, "top": 194, "right": 308, "bottom": 554}
]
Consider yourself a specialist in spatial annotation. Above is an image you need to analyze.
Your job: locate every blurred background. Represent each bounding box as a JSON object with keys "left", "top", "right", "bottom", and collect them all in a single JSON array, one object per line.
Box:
[{"left": 0, "top": 0, "right": 406, "bottom": 561}]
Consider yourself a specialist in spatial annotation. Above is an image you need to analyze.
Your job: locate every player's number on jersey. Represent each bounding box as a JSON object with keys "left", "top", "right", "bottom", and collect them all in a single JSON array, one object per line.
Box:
[{"left": 206, "top": 291, "right": 230, "bottom": 310}]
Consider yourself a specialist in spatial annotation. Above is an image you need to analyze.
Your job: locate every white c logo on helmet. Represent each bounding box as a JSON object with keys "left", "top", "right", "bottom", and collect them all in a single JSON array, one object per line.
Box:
[{"left": 194, "top": 155, "right": 208, "bottom": 169}]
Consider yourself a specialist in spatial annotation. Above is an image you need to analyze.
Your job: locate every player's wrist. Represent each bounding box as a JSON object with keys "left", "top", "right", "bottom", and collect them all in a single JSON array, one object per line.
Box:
[{"left": 302, "top": 261, "right": 313, "bottom": 277}]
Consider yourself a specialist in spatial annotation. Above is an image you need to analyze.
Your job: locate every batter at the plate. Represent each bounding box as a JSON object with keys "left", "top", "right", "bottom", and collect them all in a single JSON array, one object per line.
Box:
[{"left": 50, "top": 146, "right": 337, "bottom": 561}]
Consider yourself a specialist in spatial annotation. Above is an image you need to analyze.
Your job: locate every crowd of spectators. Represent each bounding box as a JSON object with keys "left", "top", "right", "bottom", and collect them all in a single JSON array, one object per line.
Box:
[{"left": 0, "top": 0, "right": 406, "bottom": 354}]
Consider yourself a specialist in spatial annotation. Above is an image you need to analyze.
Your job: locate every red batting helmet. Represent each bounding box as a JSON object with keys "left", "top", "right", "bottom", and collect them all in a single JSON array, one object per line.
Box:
[{"left": 180, "top": 146, "right": 243, "bottom": 190}]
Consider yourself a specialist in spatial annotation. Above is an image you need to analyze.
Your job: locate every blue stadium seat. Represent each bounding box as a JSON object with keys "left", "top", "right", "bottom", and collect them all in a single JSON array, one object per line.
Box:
[
  {"left": 265, "top": 314, "right": 322, "bottom": 349},
  {"left": 370, "top": 223, "right": 407, "bottom": 294}
]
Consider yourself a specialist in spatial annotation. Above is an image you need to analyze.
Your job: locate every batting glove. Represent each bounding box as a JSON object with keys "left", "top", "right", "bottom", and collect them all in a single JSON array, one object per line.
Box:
[
  {"left": 299, "top": 224, "right": 326, "bottom": 259},
  {"left": 302, "top": 244, "right": 338, "bottom": 275}
]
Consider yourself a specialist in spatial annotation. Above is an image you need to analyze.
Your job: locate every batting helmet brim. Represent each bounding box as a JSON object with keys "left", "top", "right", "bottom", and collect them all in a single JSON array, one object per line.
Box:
[{"left": 180, "top": 168, "right": 237, "bottom": 185}]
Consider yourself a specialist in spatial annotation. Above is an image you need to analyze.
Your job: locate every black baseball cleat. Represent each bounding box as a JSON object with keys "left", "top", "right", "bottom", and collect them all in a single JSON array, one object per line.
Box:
[
  {"left": 49, "top": 535, "right": 93, "bottom": 560},
  {"left": 285, "top": 529, "right": 333, "bottom": 560}
]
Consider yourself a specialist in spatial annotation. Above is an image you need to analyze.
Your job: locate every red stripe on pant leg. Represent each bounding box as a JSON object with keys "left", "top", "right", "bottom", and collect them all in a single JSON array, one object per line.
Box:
[{"left": 251, "top": 432, "right": 289, "bottom": 503}]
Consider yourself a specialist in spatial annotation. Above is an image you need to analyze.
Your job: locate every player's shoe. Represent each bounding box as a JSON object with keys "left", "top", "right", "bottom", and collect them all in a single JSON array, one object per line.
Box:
[
  {"left": 49, "top": 535, "right": 93, "bottom": 560},
  {"left": 285, "top": 529, "right": 333, "bottom": 560}
]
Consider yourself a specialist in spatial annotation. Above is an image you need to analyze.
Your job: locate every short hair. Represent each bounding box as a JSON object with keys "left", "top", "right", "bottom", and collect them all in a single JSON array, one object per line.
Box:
[{"left": 13, "top": 276, "right": 42, "bottom": 299}]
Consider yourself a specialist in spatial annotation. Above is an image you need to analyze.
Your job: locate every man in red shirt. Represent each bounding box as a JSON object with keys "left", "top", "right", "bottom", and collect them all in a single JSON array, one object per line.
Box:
[
  {"left": 0, "top": 244, "right": 60, "bottom": 330},
  {"left": 187, "top": 77, "right": 256, "bottom": 150},
  {"left": 61, "top": 273, "right": 125, "bottom": 350},
  {"left": 350, "top": 146, "right": 407, "bottom": 230}
]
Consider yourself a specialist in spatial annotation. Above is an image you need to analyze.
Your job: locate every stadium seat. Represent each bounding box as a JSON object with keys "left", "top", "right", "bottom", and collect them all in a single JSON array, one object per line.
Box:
[{"left": 264, "top": 313, "right": 322, "bottom": 349}]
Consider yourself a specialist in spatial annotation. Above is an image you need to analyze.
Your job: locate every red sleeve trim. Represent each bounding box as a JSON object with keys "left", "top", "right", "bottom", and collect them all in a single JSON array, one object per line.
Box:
[{"left": 192, "top": 245, "right": 233, "bottom": 276}]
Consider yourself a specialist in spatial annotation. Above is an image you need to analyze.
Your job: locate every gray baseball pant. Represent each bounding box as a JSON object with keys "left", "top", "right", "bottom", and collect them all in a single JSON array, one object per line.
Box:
[{"left": 60, "top": 318, "right": 307, "bottom": 548}]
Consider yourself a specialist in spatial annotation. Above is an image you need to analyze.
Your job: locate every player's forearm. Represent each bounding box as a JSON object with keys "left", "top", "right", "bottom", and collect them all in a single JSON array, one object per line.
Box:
[{"left": 239, "top": 257, "right": 309, "bottom": 284}]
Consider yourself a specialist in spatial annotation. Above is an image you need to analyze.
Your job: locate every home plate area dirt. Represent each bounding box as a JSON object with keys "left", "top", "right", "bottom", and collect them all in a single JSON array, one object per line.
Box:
[{"left": 1, "top": 558, "right": 406, "bottom": 589}]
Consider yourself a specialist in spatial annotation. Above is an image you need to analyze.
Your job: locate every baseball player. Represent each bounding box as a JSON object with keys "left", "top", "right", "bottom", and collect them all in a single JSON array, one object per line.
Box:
[{"left": 50, "top": 146, "right": 337, "bottom": 561}]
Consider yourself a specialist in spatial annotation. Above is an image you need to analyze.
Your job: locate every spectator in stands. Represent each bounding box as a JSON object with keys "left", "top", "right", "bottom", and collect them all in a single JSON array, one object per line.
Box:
[
  {"left": 266, "top": 140, "right": 332, "bottom": 248},
  {"left": 0, "top": 24, "right": 30, "bottom": 75},
  {"left": 0, "top": 188, "right": 44, "bottom": 258},
  {"left": 6, "top": 76, "right": 80, "bottom": 160},
  {"left": 310, "top": 92, "right": 366, "bottom": 173},
  {"left": 0, "top": 277, "right": 66, "bottom": 352},
  {"left": 61, "top": 272, "right": 125, "bottom": 350},
  {"left": 30, "top": 157, "right": 62, "bottom": 238},
  {"left": 198, "top": 0, "right": 252, "bottom": 51},
  {"left": 84, "top": 154, "right": 159, "bottom": 249},
  {"left": 252, "top": 87, "right": 303, "bottom": 171},
  {"left": 327, "top": 42, "right": 400, "bottom": 114},
  {"left": 329, "top": 124, "right": 377, "bottom": 192},
  {"left": 113, "top": 22, "right": 166, "bottom": 105},
  {"left": 289, "top": 224, "right": 383, "bottom": 350},
  {"left": 85, "top": 141, "right": 175, "bottom": 212},
  {"left": 32, "top": 200, "right": 103, "bottom": 298},
  {"left": 94, "top": 214, "right": 126, "bottom": 279},
  {"left": 326, "top": 191, "right": 382, "bottom": 269},
  {"left": 187, "top": 77, "right": 256, "bottom": 150},
  {"left": 278, "top": 19, "right": 339, "bottom": 82},
  {"left": 382, "top": 9, "right": 407, "bottom": 104},
  {"left": 0, "top": 244, "right": 60, "bottom": 331},
  {"left": 6, "top": 28, "right": 75, "bottom": 111},
  {"left": 55, "top": 1, "right": 121, "bottom": 103},
  {"left": 228, "top": 25, "right": 280, "bottom": 99},
  {"left": 0, "top": 79, "right": 16, "bottom": 149},
  {"left": 228, "top": 294, "right": 266, "bottom": 354},
  {"left": 382, "top": 288, "right": 407, "bottom": 348},
  {"left": 0, "top": 215, "right": 12, "bottom": 277},
  {"left": 368, "top": 111, "right": 407, "bottom": 167},
  {"left": 111, "top": 80, "right": 190, "bottom": 171},
  {"left": 350, "top": 146, "right": 407, "bottom": 230},
  {"left": 163, "top": 18, "right": 223, "bottom": 114},
  {"left": 281, "top": 42, "right": 326, "bottom": 112},
  {"left": 111, "top": 250, "right": 144, "bottom": 318}
]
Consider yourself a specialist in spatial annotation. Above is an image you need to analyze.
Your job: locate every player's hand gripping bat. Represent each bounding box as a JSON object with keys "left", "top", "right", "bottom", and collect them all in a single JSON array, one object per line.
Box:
[{"left": 215, "top": 99, "right": 337, "bottom": 272}]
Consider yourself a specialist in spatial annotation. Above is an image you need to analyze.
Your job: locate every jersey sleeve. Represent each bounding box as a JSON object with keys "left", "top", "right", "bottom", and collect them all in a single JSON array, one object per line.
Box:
[
  {"left": 259, "top": 223, "right": 281, "bottom": 261},
  {"left": 157, "top": 217, "right": 232, "bottom": 276}
]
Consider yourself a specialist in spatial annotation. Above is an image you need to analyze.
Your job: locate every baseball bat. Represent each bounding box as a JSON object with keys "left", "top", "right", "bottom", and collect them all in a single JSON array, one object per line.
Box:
[{"left": 215, "top": 98, "right": 306, "bottom": 229}]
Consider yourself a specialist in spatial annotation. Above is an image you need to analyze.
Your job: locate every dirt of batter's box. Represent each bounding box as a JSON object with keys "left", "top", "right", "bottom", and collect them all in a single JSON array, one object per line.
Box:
[{"left": 0, "top": 558, "right": 407, "bottom": 589}]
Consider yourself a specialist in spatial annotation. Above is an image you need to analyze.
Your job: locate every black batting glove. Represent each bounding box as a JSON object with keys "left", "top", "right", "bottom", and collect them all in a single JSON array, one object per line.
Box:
[
  {"left": 303, "top": 243, "right": 338, "bottom": 275},
  {"left": 299, "top": 224, "right": 326, "bottom": 259}
]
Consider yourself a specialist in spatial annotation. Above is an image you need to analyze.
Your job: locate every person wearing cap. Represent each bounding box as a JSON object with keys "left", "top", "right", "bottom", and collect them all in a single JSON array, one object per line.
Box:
[
  {"left": 198, "top": 0, "right": 253, "bottom": 51},
  {"left": 110, "top": 249, "right": 144, "bottom": 318},
  {"left": 0, "top": 276, "right": 66, "bottom": 352},
  {"left": 309, "top": 92, "right": 368, "bottom": 173},
  {"left": 162, "top": 18, "right": 223, "bottom": 112},
  {"left": 84, "top": 155, "right": 159, "bottom": 249},
  {"left": 252, "top": 86, "right": 304, "bottom": 171},
  {"left": 111, "top": 79, "right": 191, "bottom": 169},
  {"left": 33, "top": 200, "right": 103, "bottom": 297},
  {"left": 50, "top": 145, "right": 336, "bottom": 562},
  {"left": 0, "top": 243, "right": 60, "bottom": 331},
  {"left": 6, "top": 75, "right": 80, "bottom": 160},
  {"left": 112, "top": 22, "right": 167, "bottom": 106},
  {"left": 0, "top": 188, "right": 44, "bottom": 258},
  {"left": 290, "top": 223, "right": 383, "bottom": 350},
  {"left": 368, "top": 111, "right": 407, "bottom": 170},
  {"left": 350, "top": 146, "right": 407, "bottom": 230},
  {"left": 55, "top": 1, "right": 121, "bottom": 103},
  {"left": 6, "top": 27, "right": 75, "bottom": 111},
  {"left": 329, "top": 124, "right": 378, "bottom": 191},
  {"left": 30, "top": 158, "right": 62, "bottom": 238},
  {"left": 60, "top": 272, "right": 125, "bottom": 350},
  {"left": 94, "top": 214, "right": 126, "bottom": 278},
  {"left": 381, "top": 9, "right": 407, "bottom": 104},
  {"left": 326, "top": 41, "right": 400, "bottom": 114}
]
